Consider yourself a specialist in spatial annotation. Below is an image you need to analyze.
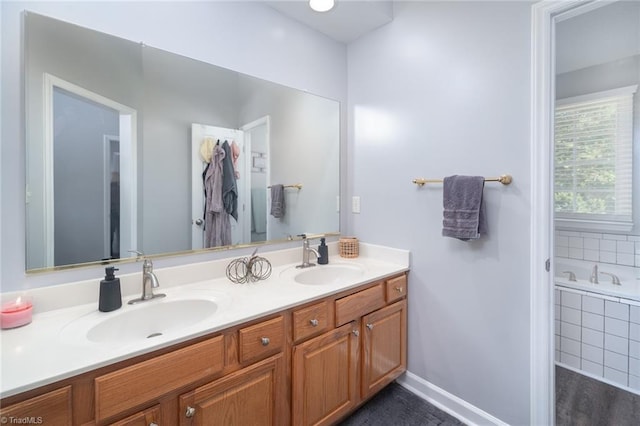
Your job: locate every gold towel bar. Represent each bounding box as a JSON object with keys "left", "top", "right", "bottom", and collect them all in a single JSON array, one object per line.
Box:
[
  {"left": 412, "top": 174, "right": 512, "bottom": 187},
  {"left": 268, "top": 183, "right": 303, "bottom": 190}
]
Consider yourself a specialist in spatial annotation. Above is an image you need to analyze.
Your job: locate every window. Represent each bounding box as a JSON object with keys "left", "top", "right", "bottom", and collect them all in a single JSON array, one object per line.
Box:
[{"left": 554, "top": 85, "right": 636, "bottom": 231}]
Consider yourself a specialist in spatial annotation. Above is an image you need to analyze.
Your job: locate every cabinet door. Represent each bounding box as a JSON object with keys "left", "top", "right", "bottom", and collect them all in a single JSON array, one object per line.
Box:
[
  {"left": 292, "top": 322, "right": 360, "bottom": 426},
  {"left": 179, "top": 354, "right": 284, "bottom": 426},
  {"left": 361, "top": 300, "right": 407, "bottom": 398},
  {"left": 110, "top": 405, "right": 160, "bottom": 426}
]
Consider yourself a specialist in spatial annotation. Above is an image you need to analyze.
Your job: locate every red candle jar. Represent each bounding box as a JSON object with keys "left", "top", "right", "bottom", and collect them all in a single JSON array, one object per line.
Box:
[{"left": 1, "top": 296, "right": 33, "bottom": 329}]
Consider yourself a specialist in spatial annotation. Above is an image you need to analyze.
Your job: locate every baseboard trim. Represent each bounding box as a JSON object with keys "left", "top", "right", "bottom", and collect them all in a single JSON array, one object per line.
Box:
[{"left": 396, "top": 371, "right": 508, "bottom": 426}]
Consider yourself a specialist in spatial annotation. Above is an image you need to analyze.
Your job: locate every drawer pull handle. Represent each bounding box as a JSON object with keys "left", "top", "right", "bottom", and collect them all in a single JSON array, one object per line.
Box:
[
  {"left": 352, "top": 330, "right": 359, "bottom": 337},
  {"left": 395, "top": 286, "right": 403, "bottom": 293},
  {"left": 309, "top": 319, "right": 319, "bottom": 327},
  {"left": 366, "top": 323, "right": 374, "bottom": 330},
  {"left": 186, "top": 406, "right": 196, "bottom": 418},
  {"left": 261, "top": 337, "right": 270, "bottom": 346}
]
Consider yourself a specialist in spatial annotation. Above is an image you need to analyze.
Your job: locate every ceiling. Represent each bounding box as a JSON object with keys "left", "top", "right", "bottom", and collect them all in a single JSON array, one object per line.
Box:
[{"left": 265, "top": 1, "right": 394, "bottom": 43}]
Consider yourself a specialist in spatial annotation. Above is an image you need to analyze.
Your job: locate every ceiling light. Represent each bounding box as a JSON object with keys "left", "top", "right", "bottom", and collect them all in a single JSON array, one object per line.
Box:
[{"left": 309, "top": 0, "right": 335, "bottom": 13}]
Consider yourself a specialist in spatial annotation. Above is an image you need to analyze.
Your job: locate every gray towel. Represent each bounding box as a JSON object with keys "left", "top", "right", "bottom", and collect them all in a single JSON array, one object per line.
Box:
[
  {"left": 270, "top": 184, "right": 285, "bottom": 218},
  {"left": 442, "top": 175, "right": 486, "bottom": 240},
  {"left": 221, "top": 141, "right": 238, "bottom": 221}
]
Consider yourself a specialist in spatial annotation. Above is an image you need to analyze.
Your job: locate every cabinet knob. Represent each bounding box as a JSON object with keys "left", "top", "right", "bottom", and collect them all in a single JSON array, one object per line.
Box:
[
  {"left": 309, "top": 319, "right": 319, "bottom": 327},
  {"left": 395, "top": 286, "right": 403, "bottom": 293},
  {"left": 261, "top": 337, "right": 270, "bottom": 346},
  {"left": 185, "top": 406, "right": 196, "bottom": 418},
  {"left": 366, "top": 323, "right": 374, "bottom": 330},
  {"left": 352, "top": 330, "right": 359, "bottom": 337}
]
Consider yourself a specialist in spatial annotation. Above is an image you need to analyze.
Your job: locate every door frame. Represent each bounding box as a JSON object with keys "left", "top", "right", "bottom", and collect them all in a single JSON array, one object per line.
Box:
[
  {"left": 241, "top": 116, "right": 270, "bottom": 241},
  {"left": 43, "top": 73, "right": 137, "bottom": 266},
  {"left": 530, "top": 1, "right": 606, "bottom": 424}
]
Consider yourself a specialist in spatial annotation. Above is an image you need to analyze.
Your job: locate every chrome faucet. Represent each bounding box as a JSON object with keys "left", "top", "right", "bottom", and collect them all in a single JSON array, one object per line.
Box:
[
  {"left": 129, "top": 258, "right": 166, "bottom": 304},
  {"left": 562, "top": 271, "right": 577, "bottom": 282},
  {"left": 296, "top": 234, "right": 319, "bottom": 269},
  {"left": 589, "top": 264, "right": 599, "bottom": 284},
  {"left": 599, "top": 271, "right": 621, "bottom": 286}
]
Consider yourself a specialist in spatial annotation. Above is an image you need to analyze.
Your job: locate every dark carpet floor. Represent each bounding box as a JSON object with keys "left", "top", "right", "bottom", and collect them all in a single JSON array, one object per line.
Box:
[
  {"left": 339, "top": 367, "right": 640, "bottom": 426},
  {"left": 339, "top": 382, "right": 466, "bottom": 426}
]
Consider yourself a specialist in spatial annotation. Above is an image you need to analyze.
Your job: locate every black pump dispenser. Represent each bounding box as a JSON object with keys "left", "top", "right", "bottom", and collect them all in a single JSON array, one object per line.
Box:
[
  {"left": 99, "top": 267, "right": 122, "bottom": 312},
  {"left": 317, "top": 238, "right": 329, "bottom": 265}
]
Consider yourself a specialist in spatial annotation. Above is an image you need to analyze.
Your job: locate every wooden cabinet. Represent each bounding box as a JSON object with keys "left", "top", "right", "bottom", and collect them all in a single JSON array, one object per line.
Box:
[
  {"left": 179, "top": 354, "right": 285, "bottom": 426},
  {"left": 292, "top": 322, "right": 360, "bottom": 426},
  {"left": 94, "top": 336, "right": 225, "bottom": 423},
  {"left": 361, "top": 300, "right": 407, "bottom": 398},
  {"left": 0, "top": 386, "right": 72, "bottom": 426},
  {"left": 238, "top": 316, "right": 284, "bottom": 365},
  {"left": 1, "top": 271, "right": 408, "bottom": 426},
  {"left": 292, "top": 300, "right": 329, "bottom": 343},
  {"left": 292, "top": 273, "right": 408, "bottom": 426},
  {"left": 109, "top": 405, "right": 160, "bottom": 426}
]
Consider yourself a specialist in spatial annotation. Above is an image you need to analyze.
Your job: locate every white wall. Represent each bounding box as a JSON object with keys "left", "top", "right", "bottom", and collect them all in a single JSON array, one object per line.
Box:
[
  {"left": 1, "top": 1, "right": 347, "bottom": 289},
  {"left": 347, "top": 2, "right": 532, "bottom": 424}
]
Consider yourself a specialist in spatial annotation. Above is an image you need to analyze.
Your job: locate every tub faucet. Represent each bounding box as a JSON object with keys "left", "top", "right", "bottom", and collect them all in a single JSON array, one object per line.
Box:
[
  {"left": 562, "top": 271, "right": 577, "bottom": 282},
  {"left": 129, "top": 258, "right": 166, "bottom": 304},
  {"left": 599, "top": 271, "right": 621, "bottom": 286},
  {"left": 296, "top": 234, "right": 319, "bottom": 269},
  {"left": 589, "top": 264, "right": 599, "bottom": 284}
]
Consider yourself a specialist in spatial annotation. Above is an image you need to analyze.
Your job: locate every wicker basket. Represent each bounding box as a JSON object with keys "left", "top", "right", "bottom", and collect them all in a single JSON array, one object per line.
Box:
[{"left": 339, "top": 237, "right": 359, "bottom": 258}]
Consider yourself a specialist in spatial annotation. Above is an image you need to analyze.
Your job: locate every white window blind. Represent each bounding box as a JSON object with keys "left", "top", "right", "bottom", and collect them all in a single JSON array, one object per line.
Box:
[{"left": 554, "top": 85, "right": 636, "bottom": 229}]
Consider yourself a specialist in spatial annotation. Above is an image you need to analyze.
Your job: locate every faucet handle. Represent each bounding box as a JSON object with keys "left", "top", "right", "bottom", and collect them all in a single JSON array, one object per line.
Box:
[
  {"left": 128, "top": 249, "right": 144, "bottom": 259},
  {"left": 142, "top": 258, "right": 153, "bottom": 270}
]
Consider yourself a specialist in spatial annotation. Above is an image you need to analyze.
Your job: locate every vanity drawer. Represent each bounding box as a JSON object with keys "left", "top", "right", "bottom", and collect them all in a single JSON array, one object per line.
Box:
[
  {"left": 335, "top": 283, "right": 385, "bottom": 327},
  {"left": 293, "top": 300, "right": 329, "bottom": 343},
  {"left": 94, "top": 336, "right": 224, "bottom": 422},
  {"left": 0, "top": 386, "right": 72, "bottom": 426},
  {"left": 238, "top": 316, "right": 284, "bottom": 364},
  {"left": 386, "top": 274, "right": 407, "bottom": 303}
]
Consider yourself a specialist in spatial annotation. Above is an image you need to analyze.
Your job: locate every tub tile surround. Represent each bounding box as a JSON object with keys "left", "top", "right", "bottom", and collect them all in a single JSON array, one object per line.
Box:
[
  {"left": 555, "top": 287, "right": 640, "bottom": 394},
  {"left": 0, "top": 242, "right": 409, "bottom": 398}
]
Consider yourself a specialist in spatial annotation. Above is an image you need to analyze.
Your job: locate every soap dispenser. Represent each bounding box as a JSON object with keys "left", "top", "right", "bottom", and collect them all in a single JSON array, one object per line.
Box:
[
  {"left": 317, "top": 238, "right": 329, "bottom": 265},
  {"left": 99, "top": 267, "right": 122, "bottom": 312}
]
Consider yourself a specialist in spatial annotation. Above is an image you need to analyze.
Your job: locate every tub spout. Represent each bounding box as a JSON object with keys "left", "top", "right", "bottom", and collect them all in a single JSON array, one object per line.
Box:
[{"left": 599, "top": 271, "right": 621, "bottom": 286}]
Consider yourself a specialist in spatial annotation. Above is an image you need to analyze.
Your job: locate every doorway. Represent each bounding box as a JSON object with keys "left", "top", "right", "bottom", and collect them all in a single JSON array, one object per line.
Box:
[{"left": 44, "top": 74, "right": 137, "bottom": 266}]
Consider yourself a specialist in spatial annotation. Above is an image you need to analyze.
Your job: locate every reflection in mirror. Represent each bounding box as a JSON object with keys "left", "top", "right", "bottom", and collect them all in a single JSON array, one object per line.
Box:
[{"left": 25, "top": 12, "right": 340, "bottom": 272}]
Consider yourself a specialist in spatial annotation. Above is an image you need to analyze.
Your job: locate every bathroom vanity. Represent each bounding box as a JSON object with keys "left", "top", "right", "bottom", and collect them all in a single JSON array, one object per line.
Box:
[{"left": 0, "top": 244, "right": 408, "bottom": 425}]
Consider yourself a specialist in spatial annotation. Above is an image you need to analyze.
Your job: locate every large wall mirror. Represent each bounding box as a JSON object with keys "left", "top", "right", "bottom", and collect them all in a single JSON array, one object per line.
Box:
[{"left": 25, "top": 12, "right": 340, "bottom": 272}]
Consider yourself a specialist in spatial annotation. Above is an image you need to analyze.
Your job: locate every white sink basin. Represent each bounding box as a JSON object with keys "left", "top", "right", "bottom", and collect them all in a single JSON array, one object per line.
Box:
[
  {"left": 60, "top": 297, "right": 223, "bottom": 346},
  {"left": 86, "top": 299, "right": 218, "bottom": 343},
  {"left": 293, "top": 264, "right": 366, "bottom": 285}
]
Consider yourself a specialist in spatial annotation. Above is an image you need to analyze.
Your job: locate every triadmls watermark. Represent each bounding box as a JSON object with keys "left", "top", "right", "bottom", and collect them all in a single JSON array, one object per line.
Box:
[{"left": 0, "top": 417, "right": 44, "bottom": 425}]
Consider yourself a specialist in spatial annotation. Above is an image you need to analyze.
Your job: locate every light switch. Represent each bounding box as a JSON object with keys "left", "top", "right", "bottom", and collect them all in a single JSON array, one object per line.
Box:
[{"left": 352, "top": 196, "right": 361, "bottom": 214}]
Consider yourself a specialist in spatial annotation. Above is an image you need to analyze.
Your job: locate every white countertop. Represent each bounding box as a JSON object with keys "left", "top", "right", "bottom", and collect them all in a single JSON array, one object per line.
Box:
[{"left": 0, "top": 242, "right": 409, "bottom": 398}]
